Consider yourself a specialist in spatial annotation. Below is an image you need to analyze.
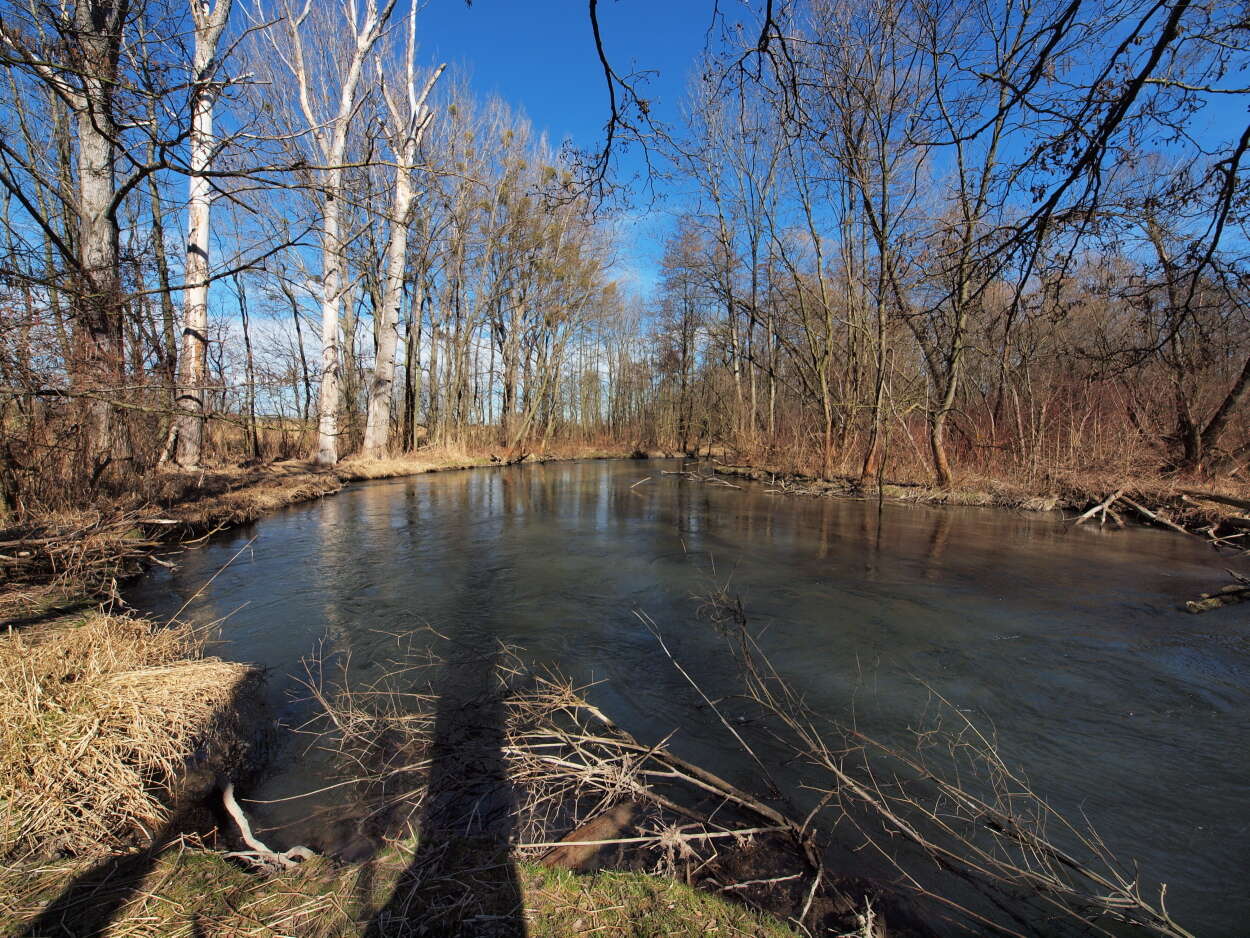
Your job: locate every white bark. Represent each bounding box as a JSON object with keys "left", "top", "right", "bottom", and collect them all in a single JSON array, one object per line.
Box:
[
  {"left": 173, "top": 0, "right": 232, "bottom": 467},
  {"left": 362, "top": 17, "right": 443, "bottom": 458},
  {"left": 279, "top": 0, "right": 398, "bottom": 465}
]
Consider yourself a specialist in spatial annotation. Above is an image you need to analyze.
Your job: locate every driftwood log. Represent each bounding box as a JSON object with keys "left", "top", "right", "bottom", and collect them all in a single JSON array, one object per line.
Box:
[{"left": 1185, "top": 571, "right": 1250, "bottom": 613}]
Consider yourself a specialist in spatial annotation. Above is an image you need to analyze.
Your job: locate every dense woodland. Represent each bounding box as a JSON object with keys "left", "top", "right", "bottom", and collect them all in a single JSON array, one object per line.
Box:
[{"left": 0, "top": 0, "right": 1247, "bottom": 518}]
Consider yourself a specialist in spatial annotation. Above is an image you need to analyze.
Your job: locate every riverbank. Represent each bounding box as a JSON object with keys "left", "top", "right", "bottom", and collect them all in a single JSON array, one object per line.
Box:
[
  {"left": 2, "top": 839, "right": 800, "bottom": 937},
  {"left": 707, "top": 461, "right": 1250, "bottom": 545},
  {"left": 3, "top": 445, "right": 823, "bottom": 937},
  {"left": 0, "top": 609, "right": 808, "bottom": 937},
  {"left": 1, "top": 450, "right": 1231, "bottom": 936},
  {"left": 0, "top": 443, "right": 637, "bottom": 618}
]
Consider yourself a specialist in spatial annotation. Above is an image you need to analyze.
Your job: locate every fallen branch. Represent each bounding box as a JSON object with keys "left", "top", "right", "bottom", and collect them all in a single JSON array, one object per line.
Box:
[
  {"left": 1118, "top": 495, "right": 1191, "bottom": 536},
  {"left": 1179, "top": 490, "right": 1250, "bottom": 514},
  {"left": 1185, "top": 572, "right": 1250, "bottom": 613},
  {"left": 1075, "top": 488, "right": 1124, "bottom": 525},
  {"left": 524, "top": 824, "right": 787, "bottom": 851},
  {"left": 222, "top": 782, "right": 316, "bottom": 872}
]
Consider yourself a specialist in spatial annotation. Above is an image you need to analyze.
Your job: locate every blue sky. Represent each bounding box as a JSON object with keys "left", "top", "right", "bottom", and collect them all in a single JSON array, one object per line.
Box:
[
  {"left": 397, "top": 1, "right": 1250, "bottom": 293},
  {"left": 412, "top": 0, "right": 746, "bottom": 293}
]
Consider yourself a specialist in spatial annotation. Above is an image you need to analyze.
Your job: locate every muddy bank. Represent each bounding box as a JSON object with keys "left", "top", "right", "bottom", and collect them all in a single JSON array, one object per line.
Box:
[{"left": 706, "top": 461, "right": 1250, "bottom": 541}]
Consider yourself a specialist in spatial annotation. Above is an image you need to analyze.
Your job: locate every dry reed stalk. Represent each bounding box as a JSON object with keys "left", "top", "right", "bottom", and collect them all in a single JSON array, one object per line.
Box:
[
  {"left": 681, "top": 588, "right": 1197, "bottom": 938},
  {"left": 0, "top": 613, "right": 260, "bottom": 861},
  {"left": 296, "top": 633, "right": 840, "bottom": 931}
]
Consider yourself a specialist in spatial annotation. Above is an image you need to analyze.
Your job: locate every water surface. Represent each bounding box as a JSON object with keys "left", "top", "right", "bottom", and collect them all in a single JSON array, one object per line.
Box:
[{"left": 128, "top": 460, "right": 1250, "bottom": 934}]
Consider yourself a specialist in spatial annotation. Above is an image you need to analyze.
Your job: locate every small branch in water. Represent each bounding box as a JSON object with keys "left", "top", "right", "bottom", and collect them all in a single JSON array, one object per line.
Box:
[
  {"left": 1185, "top": 569, "right": 1250, "bottom": 613},
  {"left": 662, "top": 468, "right": 741, "bottom": 489},
  {"left": 1118, "top": 495, "right": 1191, "bottom": 536},
  {"left": 522, "top": 824, "right": 787, "bottom": 851}
]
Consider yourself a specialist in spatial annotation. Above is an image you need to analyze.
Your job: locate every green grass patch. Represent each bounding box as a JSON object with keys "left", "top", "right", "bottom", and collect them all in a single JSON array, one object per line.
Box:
[{"left": 3, "top": 843, "right": 797, "bottom": 937}]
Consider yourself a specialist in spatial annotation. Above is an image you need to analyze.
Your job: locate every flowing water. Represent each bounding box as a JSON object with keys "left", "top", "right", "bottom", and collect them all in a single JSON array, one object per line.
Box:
[{"left": 127, "top": 459, "right": 1250, "bottom": 935}]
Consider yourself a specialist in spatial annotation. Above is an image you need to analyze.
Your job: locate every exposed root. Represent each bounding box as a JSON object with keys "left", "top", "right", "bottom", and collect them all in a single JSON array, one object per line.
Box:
[{"left": 221, "top": 783, "right": 317, "bottom": 872}]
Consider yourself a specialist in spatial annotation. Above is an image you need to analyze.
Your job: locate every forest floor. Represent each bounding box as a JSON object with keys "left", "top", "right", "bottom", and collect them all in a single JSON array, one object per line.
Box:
[{"left": 3, "top": 446, "right": 1245, "bottom": 936}]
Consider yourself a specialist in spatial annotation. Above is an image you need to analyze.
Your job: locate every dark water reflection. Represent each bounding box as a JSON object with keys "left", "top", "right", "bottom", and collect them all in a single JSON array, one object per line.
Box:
[{"left": 128, "top": 460, "right": 1250, "bottom": 935}]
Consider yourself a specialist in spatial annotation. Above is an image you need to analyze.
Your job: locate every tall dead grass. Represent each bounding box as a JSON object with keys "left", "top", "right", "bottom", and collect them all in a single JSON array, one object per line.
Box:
[{"left": 0, "top": 613, "right": 261, "bottom": 861}]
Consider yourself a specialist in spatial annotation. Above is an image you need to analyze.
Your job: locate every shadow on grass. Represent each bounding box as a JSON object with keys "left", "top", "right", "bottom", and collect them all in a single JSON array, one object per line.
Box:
[
  {"left": 363, "top": 646, "right": 526, "bottom": 938},
  {"left": 0, "top": 595, "right": 95, "bottom": 632},
  {"left": 19, "top": 833, "right": 181, "bottom": 938},
  {"left": 18, "top": 678, "right": 259, "bottom": 938}
]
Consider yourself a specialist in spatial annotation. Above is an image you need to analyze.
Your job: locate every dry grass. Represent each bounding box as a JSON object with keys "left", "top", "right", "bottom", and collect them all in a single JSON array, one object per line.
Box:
[
  {"left": 0, "top": 613, "right": 261, "bottom": 862},
  {"left": 0, "top": 844, "right": 798, "bottom": 938}
]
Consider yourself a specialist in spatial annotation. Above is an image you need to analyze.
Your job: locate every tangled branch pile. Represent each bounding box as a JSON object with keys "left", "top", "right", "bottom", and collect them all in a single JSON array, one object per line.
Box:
[
  {"left": 0, "top": 613, "right": 261, "bottom": 861},
  {"left": 303, "top": 609, "right": 1200, "bottom": 938},
  {"left": 304, "top": 636, "right": 870, "bottom": 935}
]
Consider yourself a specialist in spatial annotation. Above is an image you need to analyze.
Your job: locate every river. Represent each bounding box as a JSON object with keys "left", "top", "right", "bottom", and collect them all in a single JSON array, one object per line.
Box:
[{"left": 127, "top": 459, "right": 1250, "bottom": 935}]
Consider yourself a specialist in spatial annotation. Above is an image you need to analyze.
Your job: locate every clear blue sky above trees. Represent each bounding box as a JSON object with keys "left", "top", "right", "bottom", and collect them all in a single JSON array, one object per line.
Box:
[{"left": 413, "top": 0, "right": 755, "bottom": 292}]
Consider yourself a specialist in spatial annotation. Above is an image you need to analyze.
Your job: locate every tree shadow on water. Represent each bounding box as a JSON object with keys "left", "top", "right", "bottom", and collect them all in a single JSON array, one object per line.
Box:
[{"left": 364, "top": 645, "right": 526, "bottom": 938}]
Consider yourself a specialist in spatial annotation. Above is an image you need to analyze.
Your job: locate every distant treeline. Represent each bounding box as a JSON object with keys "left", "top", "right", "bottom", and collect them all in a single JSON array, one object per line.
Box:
[{"left": 0, "top": 0, "right": 1246, "bottom": 517}]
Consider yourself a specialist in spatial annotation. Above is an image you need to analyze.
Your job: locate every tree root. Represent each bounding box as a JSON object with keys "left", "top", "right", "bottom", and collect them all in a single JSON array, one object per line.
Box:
[{"left": 221, "top": 782, "right": 316, "bottom": 872}]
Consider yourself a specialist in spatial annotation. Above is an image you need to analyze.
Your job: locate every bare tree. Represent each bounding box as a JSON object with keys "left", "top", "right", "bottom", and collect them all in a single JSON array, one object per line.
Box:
[
  {"left": 170, "top": 0, "right": 234, "bottom": 467},
  {"left": 264, "top": 0, "right": 399, "bottom": 465},
  {"left": 360, "top": 11, "right": 443, "bottom": 458}
]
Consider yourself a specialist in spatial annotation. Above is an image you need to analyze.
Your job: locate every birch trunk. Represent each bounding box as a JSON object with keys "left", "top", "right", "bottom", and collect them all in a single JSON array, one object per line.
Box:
[
  {"left": 316, "top": 196, "right": 345, "bottom": 464},
  {"left": 280, "top": 0, "right": 397, "bottom": 465},
  {"left": 174, "top": 0, "right": 231, "bottom": 467},
  {"left": 362, "top": 48, "right": 443, "bottom": 458}
]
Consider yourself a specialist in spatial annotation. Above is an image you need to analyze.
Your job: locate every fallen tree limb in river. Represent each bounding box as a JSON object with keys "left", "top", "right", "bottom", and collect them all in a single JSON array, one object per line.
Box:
[
  {"left": 1185, "top": 570, "right": 1250, "bottom": 613},
  {"left": 675, "top": 585, "right": 1198, "bottom": 938},
  {"left": 1075, "top": 488, "right": 1126, "bottom": 525}
]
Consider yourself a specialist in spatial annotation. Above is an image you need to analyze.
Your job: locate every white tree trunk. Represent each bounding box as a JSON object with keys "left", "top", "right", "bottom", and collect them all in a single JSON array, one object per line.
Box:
[
  {"left": 361, "top": 174, "right": 412, "bottom": 459},
  {"left": 173, "top": 0, "right": 231, "bottom": 467},
  {"left": 72, "top": 3, "right": 129, "bottom": 465},
  {"left": 316, "top": 193, "right": 344, "bottom": 464},
  {"left": 362, "top": 53, "right": 443, "bottom": 459},
  {"left": 281, "top": 0, "right": 397, "bottom": 465}
]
